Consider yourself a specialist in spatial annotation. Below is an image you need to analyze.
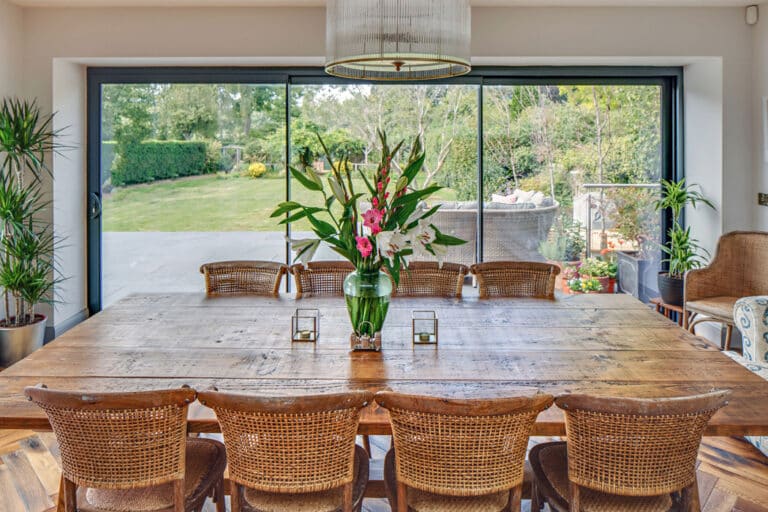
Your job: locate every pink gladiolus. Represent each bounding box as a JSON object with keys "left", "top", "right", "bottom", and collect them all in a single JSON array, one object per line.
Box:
[
  {"left": 356, "top": 236, "right": 373, "bottom": 258},
  {"left": 372, "top": 197, "right": 379, "bottom": 208},
  {"left": 362, "top": 208, "right": 384, "bottom": 226},
  {"left": 377, "top": 182, "right": 384, "bottom": 191}
]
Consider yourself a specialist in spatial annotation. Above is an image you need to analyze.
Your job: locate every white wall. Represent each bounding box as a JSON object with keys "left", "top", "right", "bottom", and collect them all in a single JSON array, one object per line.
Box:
[
  {"left": 15, "top": 5, "right": 757, "bottom": 328},
  {"left": 0, "top": 0, "right": 22, "bottom": 97},
  {"left": 754, "top": 3, "right": 768, "bottom": 230}
]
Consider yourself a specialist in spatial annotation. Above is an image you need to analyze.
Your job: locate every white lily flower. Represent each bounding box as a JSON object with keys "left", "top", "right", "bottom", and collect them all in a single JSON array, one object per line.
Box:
[
  {"left": 430, "top": 242, "right": 447, "bottom": 268},
  {"left": 377, "top": 230, "right": 408, "bottom": 263},
  {"left": 286, "top": 237, "right": 320, "bottom": 266},
  {"left": 413, "top": 218, "right": 436, "bottom": 245}
]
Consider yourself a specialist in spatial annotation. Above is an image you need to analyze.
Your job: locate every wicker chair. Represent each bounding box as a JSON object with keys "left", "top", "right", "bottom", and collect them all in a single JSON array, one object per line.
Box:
[
  {"left": 392, "top": 261, "right": 469, "bottom": 298},
  {"left": 375, "top": 391, "right": 554, "bottom": 512},
  {"left": 530, "top": 391, "right": 731, "bottom": 512},
  {"left": 200, "top": 260, "right": 287, "bottom": 297},
  {"left": 198, "top": 390, "right": 374, "bottom": 512},
  {"left": 290, "top": 261, "right": 355, "bottom": 299},
  {"left": 470, "top": 261, "right": 560, "bottom": 299},
  {"left": 24, "top": 385, "right": 227, "bottom": 512},
  {"left": 684, "top": 231, "right": 768, "bottom": 350}
]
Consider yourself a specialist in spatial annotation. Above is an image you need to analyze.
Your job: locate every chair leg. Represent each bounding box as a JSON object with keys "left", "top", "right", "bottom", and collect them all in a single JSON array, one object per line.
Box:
[
  {"left": 397, "top": 482, "right": 408, "bottom": 512},
  {"left": 507, "top": 484, "right": 522, "bottom": 511},
  {"left": 230, "top": 483, "right": 242, "bottom": 512},
  {"left": 342, "top": 482, "right": 353, "bottom": 512},
  {"left": 724, "top": 324, "right": 733, "bottom": 351},
  {"left": 362, "top": 435, "right": 372, "bottom": 458},
  {"left": 214, "top": 478, "right": 226, "bottom": 512},
  {"left": 62, "top": 478, "right": 77, "bottom": 512},
  {"left": 569, "top": 483, "right": 580, "bottom": 512},
  {"left": 681, "top": 478, "right": 701, "bottom": 512}
]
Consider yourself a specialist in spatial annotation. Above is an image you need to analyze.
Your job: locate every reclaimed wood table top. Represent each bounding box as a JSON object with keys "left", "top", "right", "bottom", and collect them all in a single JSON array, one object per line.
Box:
[{"left": 0, "top": 292, "right": 767, "bottom": 436}]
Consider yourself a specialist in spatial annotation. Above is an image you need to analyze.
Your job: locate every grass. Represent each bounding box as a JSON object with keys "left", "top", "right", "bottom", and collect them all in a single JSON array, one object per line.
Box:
[{"left": 103, "top": 174, "right": 458, "bottom": 232}]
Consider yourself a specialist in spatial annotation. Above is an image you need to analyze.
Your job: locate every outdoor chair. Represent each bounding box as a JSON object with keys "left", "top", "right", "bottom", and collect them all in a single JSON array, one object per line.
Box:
[
  {"left": 375, "top": 391, "right": 554, "bottom": 512},
  {"left": 530, "top": 390, "right": 730, "bottom": 512},
  {"left": 200, "top": 260, "right": 287, "bottom": 296},
  {"left": 290, "top": 260, "right": 355, "bottom": 299},
  {"left": 470, "top": 261, "right": 560, "bottom": 299},
  {"left": 198, "top": 389, "right": 373, "bottom": 512},
  {"left": 392, "top": 261, "right": 469, "bottom": 298},
  {"left": 24, "top": 385, "right": 227, "bottom": 512},
  {"left": 684, "top": 231, "right": 768, "bottom": 350}
]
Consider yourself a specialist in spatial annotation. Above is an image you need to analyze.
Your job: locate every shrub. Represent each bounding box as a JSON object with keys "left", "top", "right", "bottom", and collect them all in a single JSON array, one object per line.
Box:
[
  {"left": 243, "top": 162, "right": 267, "bottom": 179},
  {"left": 101, "top": 141, "right": 117, "bottom": 184},
  {"left": 332, "top": 160, "right": 353, "bottom": 175},
  {"left": 111, "top": 141, "right": 209, "bottom": 186}
]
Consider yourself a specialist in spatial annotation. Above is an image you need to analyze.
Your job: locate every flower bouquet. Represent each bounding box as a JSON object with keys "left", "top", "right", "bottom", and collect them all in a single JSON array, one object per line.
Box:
[{"left": 271, "top": 131, "right": 465, "bottom": 349}]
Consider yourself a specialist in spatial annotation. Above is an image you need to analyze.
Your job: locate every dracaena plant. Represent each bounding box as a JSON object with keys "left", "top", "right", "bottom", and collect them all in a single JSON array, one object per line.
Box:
[
  {"left": 655, "top": 178, "right": 715, "bottom": 279},
  {"left": 0, "top": 98, "right": 65, "bottom": 327},
  {"left": 271, "top": 131, "right": 465, "bottom": 285}
]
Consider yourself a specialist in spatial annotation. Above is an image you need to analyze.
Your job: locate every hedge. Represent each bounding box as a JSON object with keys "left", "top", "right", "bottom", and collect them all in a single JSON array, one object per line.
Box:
[{"left": 111, "top": 141, "right": 209, "bottom": 186}]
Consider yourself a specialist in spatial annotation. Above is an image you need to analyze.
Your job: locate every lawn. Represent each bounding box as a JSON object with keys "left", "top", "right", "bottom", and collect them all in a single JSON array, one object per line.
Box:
[{"left": 103, "top": 174, "right": 458, "bottom": 232}]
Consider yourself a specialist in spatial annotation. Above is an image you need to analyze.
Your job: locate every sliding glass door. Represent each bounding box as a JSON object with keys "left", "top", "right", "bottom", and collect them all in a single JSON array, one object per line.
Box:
[{"left": 87, "top": 68, "right": 680, "bottom": 312}]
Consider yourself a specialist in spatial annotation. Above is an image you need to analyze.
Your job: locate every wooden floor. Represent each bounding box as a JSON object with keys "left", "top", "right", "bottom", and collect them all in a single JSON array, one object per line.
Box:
[{"left": 1, "top": 431, "right": 767, "bottom": 512}]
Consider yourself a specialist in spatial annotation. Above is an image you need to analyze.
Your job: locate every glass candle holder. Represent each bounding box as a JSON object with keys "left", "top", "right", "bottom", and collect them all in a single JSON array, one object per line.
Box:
[
  {"left": 412, "top": 310, "right": 438, "bottom": 345},
  {"left": 292, "top": 309, "right": 319, "bottom": 342}
]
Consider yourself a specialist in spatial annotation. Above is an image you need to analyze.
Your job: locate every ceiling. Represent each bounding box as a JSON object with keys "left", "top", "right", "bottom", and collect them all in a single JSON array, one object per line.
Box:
[{"left": 11, "top": 0, "right": 758, "bottom": 8}]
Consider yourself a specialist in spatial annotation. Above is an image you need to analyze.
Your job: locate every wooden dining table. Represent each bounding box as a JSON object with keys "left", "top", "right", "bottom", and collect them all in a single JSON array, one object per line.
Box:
[{"left": 1, "top": 292, "right": 768, "bottom": 437}]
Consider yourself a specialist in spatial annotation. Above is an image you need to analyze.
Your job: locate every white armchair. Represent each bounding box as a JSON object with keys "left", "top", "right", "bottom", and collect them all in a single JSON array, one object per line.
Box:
[{"left": 730, "top": 296, "right": 768, "bottom": 457}]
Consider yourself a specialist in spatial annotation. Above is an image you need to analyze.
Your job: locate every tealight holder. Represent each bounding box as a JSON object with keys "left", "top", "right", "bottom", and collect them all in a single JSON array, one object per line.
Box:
[
  {"left": 412, "top": 310, "right": 438, "bottom": 345},
  {"left": 291, "top": 309, "right": 319, "bottom": 342}
]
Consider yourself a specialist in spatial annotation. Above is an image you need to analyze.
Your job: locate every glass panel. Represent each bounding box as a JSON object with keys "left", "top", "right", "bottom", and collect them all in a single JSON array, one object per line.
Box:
[
  {"left": 100, "top": 83, "right": 287, "bottom": 306},
  {"left": 482, "top": 84, "right": 662, "bottom": 301},
  {"left": 289, "top": 84, "right": 479, "bottom": 265}
]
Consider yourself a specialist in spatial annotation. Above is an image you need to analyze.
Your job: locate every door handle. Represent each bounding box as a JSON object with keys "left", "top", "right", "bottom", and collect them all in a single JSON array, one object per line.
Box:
[{"left": 88, "top": 192, "right": 102, "bottom": 220}]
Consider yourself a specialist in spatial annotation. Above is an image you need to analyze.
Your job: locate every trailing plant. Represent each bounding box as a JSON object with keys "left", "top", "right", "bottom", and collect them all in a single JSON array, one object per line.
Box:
[
  {"left": 655, "top": 178, "right": 715, "bottom": 279},
  {"left": 0, "top": 98, "right": 64, "bottom": 327}
]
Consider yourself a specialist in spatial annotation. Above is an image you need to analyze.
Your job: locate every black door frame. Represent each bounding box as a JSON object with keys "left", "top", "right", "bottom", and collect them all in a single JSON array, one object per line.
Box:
[{"left": 87, "top": 66, "right": 683, "bottom": 314}]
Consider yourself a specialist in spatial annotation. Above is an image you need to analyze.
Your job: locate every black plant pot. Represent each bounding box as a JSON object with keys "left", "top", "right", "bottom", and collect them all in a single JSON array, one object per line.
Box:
[{"left": 657, "top": 272, "right": 684, "bottom": 306}]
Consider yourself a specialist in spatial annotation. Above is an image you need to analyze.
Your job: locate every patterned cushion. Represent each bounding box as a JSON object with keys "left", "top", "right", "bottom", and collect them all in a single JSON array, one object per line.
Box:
[
  {"left": 723, "top": 349, "right": 768, "bottom": 458},
  {"left": 734, "top": 296, "right": 768, "bottom": 363}
]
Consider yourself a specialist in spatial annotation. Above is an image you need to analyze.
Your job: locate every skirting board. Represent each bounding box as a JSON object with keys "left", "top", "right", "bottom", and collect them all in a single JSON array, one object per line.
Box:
[{"left": 45, "top": 308, "right": 89, "bottom": 343}]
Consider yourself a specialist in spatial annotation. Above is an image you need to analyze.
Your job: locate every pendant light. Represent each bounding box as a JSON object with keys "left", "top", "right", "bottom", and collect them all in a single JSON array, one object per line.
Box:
[{"left": 325, "top": 0, "right": 471, "bottom": 81}]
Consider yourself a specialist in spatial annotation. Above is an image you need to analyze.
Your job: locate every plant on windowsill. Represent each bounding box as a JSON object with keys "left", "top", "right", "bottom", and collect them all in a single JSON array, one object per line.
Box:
[
  {"left": 655, "top": 178, "right": 715, "bottom": 307},
  {"left": 0, "top": 98, "right": 64, "bottom": 366}
]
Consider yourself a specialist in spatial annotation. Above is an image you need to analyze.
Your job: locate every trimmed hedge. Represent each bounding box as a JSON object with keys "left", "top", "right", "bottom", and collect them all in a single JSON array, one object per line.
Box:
[{"left": 112, "top": 141, "right": 209, "bottom": 186}]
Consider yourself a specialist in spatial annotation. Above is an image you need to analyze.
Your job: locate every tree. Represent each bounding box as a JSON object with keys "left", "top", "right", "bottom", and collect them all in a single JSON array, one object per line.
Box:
[{"left": 157, "top": 84, "right": 219, "bottom": 140}]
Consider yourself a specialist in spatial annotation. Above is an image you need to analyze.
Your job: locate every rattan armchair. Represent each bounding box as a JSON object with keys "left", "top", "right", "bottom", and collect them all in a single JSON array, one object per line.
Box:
[
  {"left": 24, "top": 385, "right": 227, "bottom": 512},
  {"left": 200, "top": 260, "right": 287, "bottom": 296},
  {"left": 290, "top": 260, "right": 355, "bottom": 299},
  {"left": 198, "top": 390, "right": 373, "bottom": 512},
  {"left": 530, "top": 390, "right": 730, "bottom": 512},
  {"left": 470, "top": 261, "right": 560, "bottom": 299},
  {"left": 684, "top": 231, "right": 768, "bottom": 350},
  {"left": 375, "top": 391, "right": 554, "bottom": 512},
  {"left": 392, "top": 261, "right": 469, "bottom": 298}
]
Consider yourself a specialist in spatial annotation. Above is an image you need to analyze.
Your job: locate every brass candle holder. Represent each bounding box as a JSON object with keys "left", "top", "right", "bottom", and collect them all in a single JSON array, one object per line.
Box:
[
  {"left": 412, "top": 310, "right": 438, "bottom": 345},
  {"left": 291, "top": 309, "right": 319, "bottom": 342}
]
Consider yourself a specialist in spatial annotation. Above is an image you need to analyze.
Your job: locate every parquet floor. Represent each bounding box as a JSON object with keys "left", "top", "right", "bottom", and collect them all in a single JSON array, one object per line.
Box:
[{"left": 1, "top": 431, "right": 767, "bottom": 512}]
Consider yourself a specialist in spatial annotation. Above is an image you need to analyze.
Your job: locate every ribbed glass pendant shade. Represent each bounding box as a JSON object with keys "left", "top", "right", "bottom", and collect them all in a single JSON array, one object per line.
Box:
[{"left": 325, "top": 0, "right": 471, "bottom": 81}]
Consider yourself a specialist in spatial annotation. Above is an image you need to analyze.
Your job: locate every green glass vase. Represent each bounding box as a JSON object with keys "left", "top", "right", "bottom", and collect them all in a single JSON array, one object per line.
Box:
[{"left": 343, "top": 269, "right": 392, "bottom": 339}]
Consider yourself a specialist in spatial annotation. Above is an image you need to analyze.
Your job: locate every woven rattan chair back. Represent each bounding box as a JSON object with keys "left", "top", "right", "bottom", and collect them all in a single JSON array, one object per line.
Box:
[
  {"left": 200, "top": 260, "right": 287, "bottom": 296},
  {"left": 24, "top": 385, "right": 195, "bottom": 512},
  {"left": 198, "top": 390, "right": 373, "bottom": 497},
  {"left": 556, "top": 390, "right": 730, "bottom": 497},
  {"left": 375, "top": 391, "right": 554, "bottom": 498},
  {"left": 393, "top": 261, "right": 469, "bottom": 298},
  {"left": 470, "top": 261, "right": 559, "bottom": 299},
  {"left": 290, "top": 260, "right": 355, "bottom": 298}
]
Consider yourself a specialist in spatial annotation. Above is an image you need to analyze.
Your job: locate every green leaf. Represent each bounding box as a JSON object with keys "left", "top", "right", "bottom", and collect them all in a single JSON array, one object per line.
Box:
[
  {"left": 278, "top": 207, "right": 325, "bottom": 225},
  {"left": 307, "top": 215, "right": 337, "bottom": 238},
  {"left": 270, "top": 201, "right": 303, "bottom": 218},
  {"left": 290, "top": 166, "right": 323, "bottom": 192}
]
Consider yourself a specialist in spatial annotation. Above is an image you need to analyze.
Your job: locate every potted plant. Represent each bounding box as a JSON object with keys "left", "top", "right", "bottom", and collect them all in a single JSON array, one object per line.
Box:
[
  {"left": 608, "top": 187, "right": 661, "bottom": 302},
  {"left": 655, "top": 178, "right": 715, "bottom": 306},
  {"left": 580, "top": 277, "right": 603, "bottom": 294},
  {"left": 540, "top": 215, "right": 585, "bottom": 290},
  {"left": 271, "top": 131, "right": 464, "bottom": 350},
  {"left": 578, "top": 257, "right": 617, "bottom": 293},
  {"left": 0, "top": 99, "right": 63, "bottom": 366}
]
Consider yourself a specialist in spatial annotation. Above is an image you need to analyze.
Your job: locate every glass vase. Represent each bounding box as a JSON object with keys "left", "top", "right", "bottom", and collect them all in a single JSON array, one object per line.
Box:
[{"left": 343, "top": 269, "right": 392, "bottom": 340}]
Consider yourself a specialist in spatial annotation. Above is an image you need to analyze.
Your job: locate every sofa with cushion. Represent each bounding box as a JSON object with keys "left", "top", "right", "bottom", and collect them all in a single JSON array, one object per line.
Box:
[
  {"left": 728, "top": 296, "right": 768, "bottom": 457},
  {"left": 428, "top": 198, "right": 559, "bottom": 266}
]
